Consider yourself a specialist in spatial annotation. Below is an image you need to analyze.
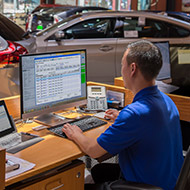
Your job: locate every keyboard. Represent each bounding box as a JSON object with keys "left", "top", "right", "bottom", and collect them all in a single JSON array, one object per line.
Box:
[
  {"left": 0, "top": 133, "right": 22, "bottom": 149},
  {"left": 7, "top": 136, "right": 44, "bottom": 154},
  {"left": 47, "top": 116, "right": 107, "bottom": 138},
  {"left": 0, "top": 132, "right": 44, "bottom": 154}
]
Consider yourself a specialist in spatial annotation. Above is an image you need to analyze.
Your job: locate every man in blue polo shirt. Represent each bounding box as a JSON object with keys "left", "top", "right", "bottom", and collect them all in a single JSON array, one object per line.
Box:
[{"left": 62, "top": 40, "right": 184, "bottom": 190}]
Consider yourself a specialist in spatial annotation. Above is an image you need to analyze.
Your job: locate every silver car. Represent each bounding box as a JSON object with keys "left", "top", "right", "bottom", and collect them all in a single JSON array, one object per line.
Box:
[{"left": 24, "top": 11, "right": 190, "bottom": 85}]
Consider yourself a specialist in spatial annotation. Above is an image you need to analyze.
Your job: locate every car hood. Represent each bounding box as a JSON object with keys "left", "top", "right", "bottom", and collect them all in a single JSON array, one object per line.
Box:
[
  {"left": 0, "top": 14, "right": 25, "bottom": 41},
  {"left": 17, "top": 35, "right": 36, "bottom": 53}
]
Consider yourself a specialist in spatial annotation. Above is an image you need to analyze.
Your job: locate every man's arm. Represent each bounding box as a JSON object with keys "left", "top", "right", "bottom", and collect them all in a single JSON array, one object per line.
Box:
[{"left": 62, "top": 124, "right": 107, "bottom": 158}]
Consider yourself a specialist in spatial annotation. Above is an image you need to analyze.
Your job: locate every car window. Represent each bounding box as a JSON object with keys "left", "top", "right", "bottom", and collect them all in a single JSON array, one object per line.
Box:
[
  {"left": 37, "top": 14, "right": 82, "bottom": 36},
  {"left": 119, "top": 17, "right": 190, "bottom": 38},
  {"left": 113, "top": 17, "right": 139, "bottom": 38},
  {"left": 31, "top": 14, "right": 54, "bottom": 32},
  {"left": 167, "top": 22, "right": 190, "bottom": 37},
  {"left": 46, "top": 18, "right": 115, "bottom": 40},
  {"left": 139, "top": 19, "right": 168, "bottom": 37},
  {"left": 140, "top": 19, "right": 190, "bottom": 38},
  {"left": 123, "top": 17, "right": 139, "bottom": 38},
  {"left": 64, "top": 18, "right": 115, "bottom": 39}
]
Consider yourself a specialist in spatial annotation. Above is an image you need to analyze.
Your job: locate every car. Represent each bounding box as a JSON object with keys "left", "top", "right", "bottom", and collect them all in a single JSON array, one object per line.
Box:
[
  {"left": 184, "top": 2, "right": 190, "bottom": 7},
  {"left": 25, "top": 4, "right": 68, "bottom": 32},
  {"left": 30, "top": 3, "right": 65, "bottom": 13},
  {"left": 0, "top": 13, "right": 29, "bottom": 98},
  {"left": 23, "top": 10, "right": 190, "bottom": 86},
  {"left": 155, "top": 11, "right": 190, "bottom": 23},
  {"left": 26, "top": 5, "right": 108, "bottom": 33},
  {"left": 0, "top": 13, "right": 28, "bottom": 66}
]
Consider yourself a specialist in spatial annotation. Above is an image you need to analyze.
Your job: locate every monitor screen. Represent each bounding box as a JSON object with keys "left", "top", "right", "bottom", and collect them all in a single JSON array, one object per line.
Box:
[
  {"left": 154, "top": 41, "right": 171, "bottom": 80},
  {"left": 0, "top": 100, "right": 15, "bottom": 137},
  {"left": 20, "top": 49, "right": 87, "bottom": 124}
]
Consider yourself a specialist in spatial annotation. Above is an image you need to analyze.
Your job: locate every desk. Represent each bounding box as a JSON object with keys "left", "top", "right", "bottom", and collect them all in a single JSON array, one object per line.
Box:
[
  {"left": 0, "top": 148, "right": 5, "bottom": 190},
  {"left": 5, "top": 114, "right": 111, "bottom": 189},
  {"left": 2, "top": 83, "right": 121, "bottom": 189},
  {"left": 2, "top": 81, "right": 133, "bottom": 189}
]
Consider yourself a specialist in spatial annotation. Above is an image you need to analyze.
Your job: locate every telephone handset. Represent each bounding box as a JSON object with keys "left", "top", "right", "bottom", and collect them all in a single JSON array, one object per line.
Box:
[{"left": 87, "top": 86, "right": 107, "bottom": 110}]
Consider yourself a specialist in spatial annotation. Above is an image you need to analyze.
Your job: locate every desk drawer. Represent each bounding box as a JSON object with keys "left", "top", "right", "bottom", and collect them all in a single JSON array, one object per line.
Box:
[{"left": 21, "top": 162, "right": 84, "bottom": 190}]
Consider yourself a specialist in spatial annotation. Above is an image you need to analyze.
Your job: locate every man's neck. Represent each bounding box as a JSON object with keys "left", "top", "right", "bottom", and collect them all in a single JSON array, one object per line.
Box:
[{"left": 131, "top": 80, "right": 155, "bottom": 96}]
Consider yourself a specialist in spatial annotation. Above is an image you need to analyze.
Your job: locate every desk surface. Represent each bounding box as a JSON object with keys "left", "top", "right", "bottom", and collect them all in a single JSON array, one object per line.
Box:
[{"left": 6, "top": 114, "right": 111, "bottom": 186}]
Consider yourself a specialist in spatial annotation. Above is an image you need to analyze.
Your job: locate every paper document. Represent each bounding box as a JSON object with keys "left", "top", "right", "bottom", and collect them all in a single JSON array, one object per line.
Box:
[
  {"left": 6, "top": 154, "right": 35, "bottom": 179},
  {"left": 106, "top": 90, "right": 125, "bottom": 108},
  {"left": 155, "top": 81, "right": 179, "bottom": 93}
]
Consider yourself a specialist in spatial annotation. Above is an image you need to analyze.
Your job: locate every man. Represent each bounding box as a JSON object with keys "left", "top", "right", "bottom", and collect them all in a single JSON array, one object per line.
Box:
[{"left": 62, "top": 40, "right": 184, "bottom": 190}]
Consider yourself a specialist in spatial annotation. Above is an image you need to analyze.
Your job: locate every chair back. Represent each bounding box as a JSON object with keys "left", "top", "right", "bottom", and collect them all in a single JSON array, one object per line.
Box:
[{"left": 175, "top": 146, "right": 190, "bottom": 190}]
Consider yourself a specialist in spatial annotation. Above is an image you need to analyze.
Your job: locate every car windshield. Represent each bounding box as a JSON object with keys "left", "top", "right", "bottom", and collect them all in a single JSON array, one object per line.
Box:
[
  {"left": 32, "top": 5, "right": 76, "bottom": 13},
  {"left": 37, "top": 7, "right": 74, "bottom": 15},
  {"left": 36, "top": 14, "right": 82, "bottom": 36},
  {"left": 0, "top": 14, "right": 25, "bottom": 41}
]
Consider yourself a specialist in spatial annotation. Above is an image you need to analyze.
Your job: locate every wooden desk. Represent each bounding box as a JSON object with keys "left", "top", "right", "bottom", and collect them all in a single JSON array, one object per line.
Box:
[
  {"left": 3, "top": 80, "right": 188, "bottom": 189},
  {"left": 0, "top": 95, "right": 20, "bottom": 119},
  {"left": 5, "top": 115, "right": 111, "bottom": 189},
  {"left": 3, "top": 82, "right": 131, "bottom": 189},
  {"left": 1, "top": 83, "right": 116, "bottom": 189},
  {"left": 114, "top": 77, "right": 190, "bottom": 122},
  {"left": 114, "top": 77, "right": 125, "bottom": 88},
  {"left": 0, "top": 148, "right": 5, "bottom": 190},
  {"left": 87, "top": 81, "right": 134, "bottom": 106}
]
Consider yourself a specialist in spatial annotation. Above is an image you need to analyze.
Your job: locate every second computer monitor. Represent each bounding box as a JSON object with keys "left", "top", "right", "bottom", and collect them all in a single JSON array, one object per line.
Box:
[
  {"left": 20, "top": 49, "right": 87, "bottom": 122},
  {"left": 154, "top": 41, "right": 171, "bottom": 80}
]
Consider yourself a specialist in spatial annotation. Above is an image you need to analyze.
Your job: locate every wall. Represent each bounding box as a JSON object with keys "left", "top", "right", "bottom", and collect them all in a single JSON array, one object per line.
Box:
[
  {"left": 55, "top": 0, "right": 76, "bottom": 5},
  {"left": 150, "top": 0, "right": 166, "bottom": 11},
  {"left": 131, "top": 0, "right": 182, "bottom": 11},
  {"left": 40, "top": 0, "right": 181, "bottom": 12},
  {"left": 131, "top": 0, "right": 166, "bottom": 11}
]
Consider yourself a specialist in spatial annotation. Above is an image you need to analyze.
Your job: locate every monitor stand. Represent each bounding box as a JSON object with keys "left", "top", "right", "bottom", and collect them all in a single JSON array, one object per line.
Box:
[{"left": 34, "top": 113, "right": 73, "bottom": 127}]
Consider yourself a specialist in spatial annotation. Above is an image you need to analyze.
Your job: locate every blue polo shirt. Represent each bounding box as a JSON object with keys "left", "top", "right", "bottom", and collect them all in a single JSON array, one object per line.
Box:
[{"left": 97, "top": 86, "right": 183, "bottom": 190}]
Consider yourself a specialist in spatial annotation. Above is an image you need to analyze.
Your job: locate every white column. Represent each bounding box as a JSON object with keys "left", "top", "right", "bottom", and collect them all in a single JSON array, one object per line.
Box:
[
  {"left": 78, "top": 0, "right": 85, "bottom": 6},
  {"left": 55, "top": 0, "right": 76, "bottom": 5}
]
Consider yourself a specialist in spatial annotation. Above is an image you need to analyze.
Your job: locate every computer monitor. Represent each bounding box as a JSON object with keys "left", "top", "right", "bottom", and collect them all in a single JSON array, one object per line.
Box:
[
  {"left": 20, "top": 49, "right": 87, "bottom": 126},
  {"left": 154, "top": 41, "right": 171, "bottom": 80}
]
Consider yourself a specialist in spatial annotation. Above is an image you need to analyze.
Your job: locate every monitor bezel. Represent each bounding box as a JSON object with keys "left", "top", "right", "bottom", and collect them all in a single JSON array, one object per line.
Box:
[
  {"left": 153, "top": 41, "right": 171, "bottom": 81},
  {"left": 19, "top": 49, "right": 87, "bottom": 120}
]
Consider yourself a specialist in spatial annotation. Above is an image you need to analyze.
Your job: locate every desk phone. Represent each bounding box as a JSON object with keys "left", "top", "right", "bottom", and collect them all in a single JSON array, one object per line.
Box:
[{"left": 87, "top": 86, "right": 107, "bottom": 110}]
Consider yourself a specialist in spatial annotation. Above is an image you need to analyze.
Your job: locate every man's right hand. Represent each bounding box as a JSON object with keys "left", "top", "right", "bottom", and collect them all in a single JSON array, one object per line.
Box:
[
  {"left": 62, "top": 123, "right": 82, "bottom": 141},
  {"left": 105, "top": 109, "right": 119, "bottom": 122}
]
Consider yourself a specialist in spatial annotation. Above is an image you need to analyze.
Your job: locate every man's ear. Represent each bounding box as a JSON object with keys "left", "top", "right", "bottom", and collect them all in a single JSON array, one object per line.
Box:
[{"left": 130, "top": 62, "right": 137, "bottom": 76}]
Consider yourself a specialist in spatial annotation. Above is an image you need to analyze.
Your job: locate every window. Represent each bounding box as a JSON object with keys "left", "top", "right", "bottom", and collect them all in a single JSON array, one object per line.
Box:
[
  {"left": 63, "top": 18, "right": 115, "bottom": 39},
  {"left": 167, "top": 23, "right": 190, "bottom": 37},
  {"left": 113, "top": 17, "right": 139, "bottom": 38},
  {"left": 139, "top": 19, "right": 190, "bottom": 38},
  {"left": 139, "top": 19, "right": 168, "bottom": 37},
  {"left": 46, "top": 18, "right": 115, "bottom": 40}
]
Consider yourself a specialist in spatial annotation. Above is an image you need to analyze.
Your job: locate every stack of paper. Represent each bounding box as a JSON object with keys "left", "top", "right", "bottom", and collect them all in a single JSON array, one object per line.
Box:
[{"left": 6, "top": 154, "right": 35, "bottom": 179}]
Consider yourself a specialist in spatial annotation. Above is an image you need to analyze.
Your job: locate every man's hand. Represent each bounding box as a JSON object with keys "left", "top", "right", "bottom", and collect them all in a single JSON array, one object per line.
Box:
[
  {"left": 62, "top": 123, "right": 82, "bottom": 140},
  {"left": 62, "top": 123, "right": 107, "bottom": 158},
  {"left": 105, "top": 109, "right": 119, "bottom": 121}
]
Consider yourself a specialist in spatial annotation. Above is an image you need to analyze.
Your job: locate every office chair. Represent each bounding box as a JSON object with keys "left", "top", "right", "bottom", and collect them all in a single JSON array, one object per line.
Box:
[
  {"left": 85, "top": 146, "right": 190, "bottom": 190},
  {"left": 175, "top": 146, "right": 190, "bottom": 190}
]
